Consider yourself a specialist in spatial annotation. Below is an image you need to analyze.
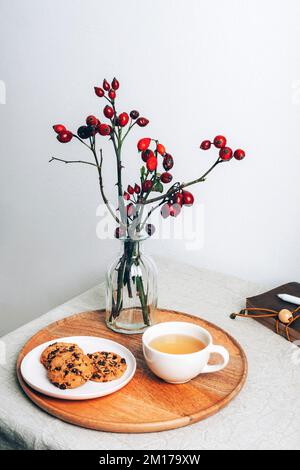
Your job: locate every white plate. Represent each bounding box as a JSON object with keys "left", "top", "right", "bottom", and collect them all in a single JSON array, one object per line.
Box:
[{"left": 20, "top": 336, "right": 136, "bottom": 400}]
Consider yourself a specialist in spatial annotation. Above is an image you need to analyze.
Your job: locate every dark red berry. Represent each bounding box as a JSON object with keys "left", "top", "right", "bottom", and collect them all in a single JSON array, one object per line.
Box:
[
  {"left": 213, "top": 135, "right": 227, "bottom": 148},
  {"left": 115, "top": 226, "right": 126, "bottom": 238},
  {"left": 137, "top": 137, "right": 151, "bottom": 151},
  {"left": 57, "top": 130, "right": 73, "bottom": 143},
  {"left": 103, "top": 79, "right": 110, "bottom": 91},
  {"left": 136, "top": 117, "right": 149, "bottom": 127},
  {"left": 163, "top": 154, "right": 174, "bottom": 170},
  {"left": 142, "top": 180, "right": 153, "bottom": 192},
  {"left": 130, "top": 110, "right": 139, "bottom": 119},
  {"left": 123, "top": 191, "right": 130, "bottom": 200},
  {"left": 127, "top": 185, "right": 134, "bottom": 195},
  {"left": 146, "top": 156, "right": 158, "bottom": 172},
  {"left": 172, "top": 192, "right": 183, "bottom": 206},
  {"left": 87, "top": 125, "right": 97, "bottom": 136},
  {"left": 182, "top": 190, "right": 194, "bottom": 206},
  {"left": 53, "top": 124, "right": 66, "bottom": 134},
  {"left": 77, "top": 126, "right": 91, "bottom": 139},
  {"left": 141, "top": 149, "right": 154, "bottom": 162},
  {"left": 104, "top": 105, "right": 114, "bottom": 119},
  {"left": 94, "top": 87, "right": 104, "bottom": 97},
  {"left": 108, "top": 89, "right": 116, "bottom": 100},
  {"left": 219, "top": 147, "right": 233, "bottom": 161},
  {"left": 161, "top": 172, "right": 173, "bottom": 184},
  {"left": 200, "top": 140, "right": 211, "bottom": 150},
  {"left": 118, "top": 112, "right": 129, "bottom": 127},
  {"left": 86, "top": 115, "right": 98, "bottom": 126},
  {"left": 111, "top": 77, "right": 119, "bottom": 90},
  {"left": 233, "top": 149, "right": 246, "bottom": 160},
  {"left": 134, "top": 184, "right": 141, "bottom": 194},
  {"left": 98, "top": 123, "right": 111, "bottom": 136},
  {"left": 146, "top": 224, "right": 155, "bottom": 236}
]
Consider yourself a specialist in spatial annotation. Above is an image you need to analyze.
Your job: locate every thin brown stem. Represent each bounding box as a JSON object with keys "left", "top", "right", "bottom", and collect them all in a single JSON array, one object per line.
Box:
[
  {"left": 91, "top": 147, "right": 122, "bottom": 226},
  {"left": 141, "top": 158, "right": 222, "bottom": 205},
  {"left": 49, "top": 157, "right": 97, "bottom": 167}
]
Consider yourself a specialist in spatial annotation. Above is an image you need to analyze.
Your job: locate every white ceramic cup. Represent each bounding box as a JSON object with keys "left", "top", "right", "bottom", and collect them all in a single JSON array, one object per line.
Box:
[{"left": 142, "top": 321, "right": 229, "bottom": 384}]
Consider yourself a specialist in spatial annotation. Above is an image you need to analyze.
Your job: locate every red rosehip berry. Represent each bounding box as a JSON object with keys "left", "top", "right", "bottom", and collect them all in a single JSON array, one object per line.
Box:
[
  {"left": 103, "top": 79, "right": 110, "bottom": 91},
  {"left": 160, "top": 172, "right": 173, "bottom": 184},
  {"left": 104, "top": 105, "right": 114, "bottom": 119},
  {"left": 126, "top": 203, "right": 135, "bottom": 217},
  {"left": 137, "top": 137, "right": 151, "bottom": 152},
  {"left": 127, "top": 185, "right": 134, "bottom": 195},
  {"left": 86, "top": 115, "right": 98, "bottom": 126},
  {"left": 163, "top": 154, "right": 174, "bottom": 170},
  {"left": 130, "top": 110, "right": 139, "bottom": 119},
  {"left": 200, "top": 140, "right": 211, "bottom": 150},
  {"left": 118, "top": 112, "right": 129, "bottom": 127},
  {"left": 57, "top": 130, "right": 73, "bottom": 143},
  {"left": 213, "top": 135, "right": 227, "bottom": 148},
  {"left": 77, "top": 126, "right": 91, "bottom": 139},
  {"left": 219, "top": 147, "right": 233, "bottom": 161},
  {"left": 134, "top": 184, "right": 141, "bottom": 194},
  {"left": 115, "top": 226, "right": 126, "bottom": 239},
  {"left": 146, "top": 223, "right": 155, "bottom": 236},
  {"left": 53, "top": 124, "right": 66, "bottom": 134},
  {"left": 111, "top": 77, "right": 120, "bottom": 90},
  {"left": 156, "top": 143, "right": 166, "bottom": 156},
  {"left": 182, "top": 190, "right": 194, "bottom": 206},
  {"left": 142, "top": 180, "right": 153, "bottom": 192},
  {"left": 169, "top": 203, "right": 181, "bottom": 217},
  {"left": 233, "top": 149, "right": 246, "bottom": 160},
  {"left": 141, "top": 149, "right": 154, "bottom": 162},
  {"left": 136, "top": 117, "right": 149, "bottom": 127},
  {"left": 98, "top": 123, "right": 111, "bottom": 136},
  {"left": 123, "top": 191, "right": 130, "bottom": 200},
  {"left": 160, "top": 203, "right": 170, "bottom": 219},
  {"left": 108, "top": 89, "right": 116, "bottom": 100},
  {"left": 146, "top": 156, "right": 158, "bottom": 172},
  {"left": 172, "top": 192, "right": 184, "bottom": 206},
  {"left": 94, "top": 87, "right": 104, "bottom": 97}
]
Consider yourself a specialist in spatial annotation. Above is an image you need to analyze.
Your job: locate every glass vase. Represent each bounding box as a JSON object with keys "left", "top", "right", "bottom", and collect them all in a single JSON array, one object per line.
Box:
[{"left": 105, "top": 237, "right": 157, "bottom": 334}]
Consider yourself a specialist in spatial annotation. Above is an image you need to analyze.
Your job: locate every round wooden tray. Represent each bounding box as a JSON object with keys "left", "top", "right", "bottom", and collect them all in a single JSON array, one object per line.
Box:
[{"left": 16, "top": 309, "right": 247, "bottom": 433}]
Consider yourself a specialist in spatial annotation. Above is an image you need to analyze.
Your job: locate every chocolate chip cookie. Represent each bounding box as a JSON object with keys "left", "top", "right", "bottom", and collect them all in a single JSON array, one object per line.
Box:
[
  {"left": 40, "top": 342, "right": 84, "bottom": 369},
  {"left": 47, "top": 351, "right": 93, "bottom": 389},
  {"left": 87, "top": 351, "right": 127, "bottom": 382}
]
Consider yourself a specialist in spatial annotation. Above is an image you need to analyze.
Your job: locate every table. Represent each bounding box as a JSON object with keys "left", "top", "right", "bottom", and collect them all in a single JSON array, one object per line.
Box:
[{"left": 0, "top": 258, "right": 299, "bottom": 450}]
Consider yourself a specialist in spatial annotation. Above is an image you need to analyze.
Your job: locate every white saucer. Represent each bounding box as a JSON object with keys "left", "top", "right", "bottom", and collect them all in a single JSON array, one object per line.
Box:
[{"left": 20, "top": 336, "right": 136, "bottom": 400}]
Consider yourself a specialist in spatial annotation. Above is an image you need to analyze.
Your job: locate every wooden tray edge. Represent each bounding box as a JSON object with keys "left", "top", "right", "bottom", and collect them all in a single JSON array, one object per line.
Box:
[{"left": 16, "top": 309, "right": 248, "bottom": 433}]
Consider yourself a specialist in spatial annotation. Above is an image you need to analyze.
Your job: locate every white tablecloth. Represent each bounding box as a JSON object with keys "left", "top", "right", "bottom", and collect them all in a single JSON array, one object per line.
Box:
[{"left": 0, "top": 258, "right": 299, "bottom": 450}]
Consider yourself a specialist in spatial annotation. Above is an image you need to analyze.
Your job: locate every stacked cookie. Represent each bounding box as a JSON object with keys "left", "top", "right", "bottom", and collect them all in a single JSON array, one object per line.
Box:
[{"left": 40, "top": 342, "right": 127, "bottom": 390}]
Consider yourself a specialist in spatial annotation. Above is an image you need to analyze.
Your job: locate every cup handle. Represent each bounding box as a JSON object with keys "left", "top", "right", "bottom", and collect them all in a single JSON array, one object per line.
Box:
[{"left": 202, "top": 345, "right": 229, "bottom": 373}]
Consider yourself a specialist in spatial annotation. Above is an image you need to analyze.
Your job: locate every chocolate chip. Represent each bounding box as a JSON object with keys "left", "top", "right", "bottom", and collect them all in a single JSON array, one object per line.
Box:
[
  {"left": 58, "top": 384, "right": 67, "bottom": 390},
  {"left": 121, "top": 358, "right": 126, "bottom": 364}
]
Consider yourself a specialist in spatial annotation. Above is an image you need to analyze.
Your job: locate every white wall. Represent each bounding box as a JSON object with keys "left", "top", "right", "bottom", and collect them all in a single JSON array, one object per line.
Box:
[{"left": 1, "top": 0, "right": 300, "bottom": 335}]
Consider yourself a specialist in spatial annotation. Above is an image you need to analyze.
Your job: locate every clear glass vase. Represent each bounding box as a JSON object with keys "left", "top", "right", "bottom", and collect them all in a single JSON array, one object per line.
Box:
[{"left": 105, "top": 237, "right": 157, "bottom": 334}]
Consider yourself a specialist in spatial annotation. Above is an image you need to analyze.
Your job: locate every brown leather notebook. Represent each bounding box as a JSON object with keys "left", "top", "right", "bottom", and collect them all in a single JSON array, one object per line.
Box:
[{"left": 246, "top": 282, "right": 300, "bottom": 343}]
